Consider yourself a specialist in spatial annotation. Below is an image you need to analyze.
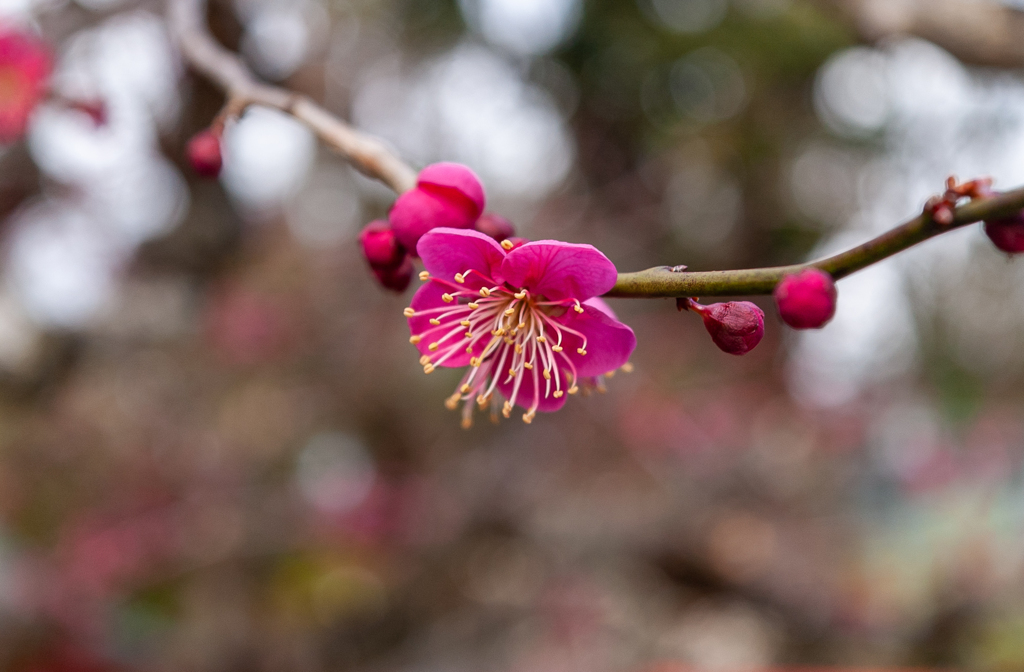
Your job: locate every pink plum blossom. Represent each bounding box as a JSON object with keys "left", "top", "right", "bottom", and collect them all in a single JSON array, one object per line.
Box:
[
  {"left": 405, "top": 228, "right": 635, "bottom": 426},
  {"left": 389, "top": 163, "right": 486, "bottom": 251},
  {"left": 0, "top": 27, "right": 50, "bottom": 143},
  {"left": 774, "top": 268, "right": 838, "bottom": 329}
]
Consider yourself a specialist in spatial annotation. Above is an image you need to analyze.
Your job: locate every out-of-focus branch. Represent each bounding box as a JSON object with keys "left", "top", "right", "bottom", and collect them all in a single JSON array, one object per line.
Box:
[
  {"left": 167, "top": 0, "right": 418, "bottom": 194},
  {"left": 607, "top": 186, "right": 1024, "bottom": 298},
  {"left": 814, "top": 0, "right": 1024, "bottom": 69}
]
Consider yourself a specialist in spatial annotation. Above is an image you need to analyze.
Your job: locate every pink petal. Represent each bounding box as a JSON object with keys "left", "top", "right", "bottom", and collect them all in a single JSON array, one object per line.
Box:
[
  {"left": 583, "top": 297, "right": 617, "bottom": 319},
  {"left": 558, "top": 304, "right": 636, "bottom": 378},
  {"left": 416, "top": 227, "right": 507, "bottom": 289},
  {"left": 418, "top": 162, "right": 485, "bottom": 217},
  {"left": 407, "top": 282, "right": 475, "bottom": 367},
  {"left": 501, "top": 241, "right": 618, "bottom": 301},
  {"left": 390, "top": 188, "right": 478, "bottom": 252},
  {"left": 497, "top": 368, "right": 569, "bottom": 414}
]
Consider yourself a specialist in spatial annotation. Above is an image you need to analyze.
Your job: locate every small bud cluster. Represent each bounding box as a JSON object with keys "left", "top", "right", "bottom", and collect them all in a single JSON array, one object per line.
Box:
[
  {"left": 187, "top": 129, "right": 224, "bottom": 178},
  {"left": 357, "top": 163, "right": 519, "bottom": 292},
  {"left": 924, "top": 176, "right": 992, "bottom": 226}
]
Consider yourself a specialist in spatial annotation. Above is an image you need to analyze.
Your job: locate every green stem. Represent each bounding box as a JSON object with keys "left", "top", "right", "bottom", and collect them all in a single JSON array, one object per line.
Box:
[{"left": 604, "top": 187, "right": 1024, "bottom": 298}]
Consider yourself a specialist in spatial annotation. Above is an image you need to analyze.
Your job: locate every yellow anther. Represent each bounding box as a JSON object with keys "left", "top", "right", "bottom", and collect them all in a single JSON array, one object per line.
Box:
[
  {"left": 466, "top": 345, "right": 473, "bottom": 353},
  {"left": 504, "top": 308, "right": 515, "bottom": 316},
  {"left": 461, "top": 384, "right": 471, "bottom": 394},
  {"left": 403, "top": 307, "right": 416, "bottom": 317},
  {"left": 429, "top": 318, "right": 441, "bottom": 326},
  {"left": 509, "top": 368, "right": 517, "bottom": 377},
  {"left": 463, "top": 332, "right": 471, "bottom": 339},
  {"left": 552, "top": 345, "right": 563, "bottom": 353},
  {"left": 621, "top": 362, "right": 634, "bottom": 373},
  {"left": 479, "top": 288, "right": 491, "bottom": 297},
  {"left": 442, "top": 293, "right": 454, "bottom": 303},
  {"left": 504, "top": 338, "right": 514, "bottom": 345},
  {"left": 410, "top": 335, "right": 422, "bottom": 344},
  {"left": 568, "top": 386, "right": 579, "bottom": 395},
  {"left": 468, "top": 302, "right": 480, "bottom": 309},
  {"left": 454, "top": 273, "right": 465, "bottom": 284},
  {"left": 514, "top": 344, "right": 523, "bottom": 354},
  {"left": 461, "top": 416, "right": 473, "bottom": 430},
  {"left": 606, "top": 370, "right": 616, "bottom": 378},
  {"left": 429, "top": 343, "right": 439, "bottom": 351},
  {"left": 423, "top": 363, "right": 435, "bottom": 374},
  {"left": 461, "top": 320, "right": 471, "bottom": 327},
  {"left": 577, "top": 348, "right": 587, "bottom": 355},
  {"left": 470, "top": 357, "right": 482, "bottom": 367},
  {"left": 554, "top": 390, "right": 564, "bottom": 398},
  {"left": 543, "top": 369, "right": 551, "bottom": 380},
  {"left": 523, "top": 362, "right": 533, "bottom": 370},
  {"left": 501, "top": 240, "right": 514, "bottom": 251},
  {"left": 522, "top": 411, "right": 535, "bottom": 424},
  {"left": 517, "top": 323, "right": 526, "bottom": 330},
  {"left": 445, "top": 393, "right": 460, "bottom": 410},
  {"left": 502, "top": 402, "right": 512, "bottom": 418},
  {"left": 537, "top": 336, "right": 546, "bottom": 343},
  {"left": 419, "top": 271, "right": 430, "bottom": 281},
  {"left": 574, "top": 305, "right": 584, "bottom": 313},
  {"left": 514, "top": 291, "right": 527, "bottom": 300},
  {"left": 420, "top": 355, "right": 431, "bottom": 365}
]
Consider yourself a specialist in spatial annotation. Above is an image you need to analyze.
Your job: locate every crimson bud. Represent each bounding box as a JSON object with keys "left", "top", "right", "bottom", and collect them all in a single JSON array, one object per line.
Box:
[{"left": 774, "top": 268, "right": 838, "bottom": 329}]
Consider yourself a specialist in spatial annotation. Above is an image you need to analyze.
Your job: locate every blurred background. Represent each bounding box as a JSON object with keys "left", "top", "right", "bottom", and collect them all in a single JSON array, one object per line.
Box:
[{"left": 0, "top": 0, "right": 1022, "bottom": 669}]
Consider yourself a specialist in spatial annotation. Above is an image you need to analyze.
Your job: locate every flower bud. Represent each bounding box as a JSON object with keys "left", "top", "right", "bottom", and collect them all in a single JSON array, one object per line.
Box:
[
  {"left": 389, "top": 163, "right": 486, "bottom": 251},
  {"left": 187, "top": 129, "right": 223, "bottom": 178},
  {"left": 359, "top": 220, "right": 405, "bottom": 269},
  {"left": 372, "top": 253, "right": 414, "bottom": 293},
  {"left": 0, "top": 29, "right": 51, "bottom": 143},
  {"left": 474, "top": 212, "right": 515, "bottom": 242},
  {"left": 687, "top": 299, "right": 765, "bottom": 356},
  {"left": 774, "top": 268, "right": 837, "bottom": 329},
  {"left": 984, "top": 211, "right": 1024, "bottom": 254}
]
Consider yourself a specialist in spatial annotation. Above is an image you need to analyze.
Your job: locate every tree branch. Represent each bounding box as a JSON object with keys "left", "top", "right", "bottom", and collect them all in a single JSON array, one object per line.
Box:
[
  {"left": 607, "top": 187, "right": 1024, "bottom": 298},
  {"left": 167, "top": 0, "right": 418, "bottom": 194}
]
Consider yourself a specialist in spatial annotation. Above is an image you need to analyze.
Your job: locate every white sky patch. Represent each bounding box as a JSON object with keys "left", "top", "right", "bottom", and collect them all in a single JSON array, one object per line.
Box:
[
  {"left": 459, "top": 0, "right": 581, "bottom": 56},
  {"left": 353, "top": 43, "right": 574, "bottom": 201}
]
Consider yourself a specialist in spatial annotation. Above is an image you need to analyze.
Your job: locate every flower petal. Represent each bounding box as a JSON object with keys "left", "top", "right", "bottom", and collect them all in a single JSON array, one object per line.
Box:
[
  {"left": 558, "top": 304, "right": 636, "bottom": 378},
  {"left": 501, "top": 241, "right": 618, "bottom": 301},
  {"left": 407, "top": 282, "right": 484, "bottom": 368},
  {"left": 418, "top": 162, "right": 485, "bottom": 218},
  {"left": 390, "top": 188, "right": 478, "bottom": 252},
  {"left": 417, "top": 227, "right": 507, "bottom": 289},
  {"left": 497, "top": 366, "right": 569, "bottom": 414}
]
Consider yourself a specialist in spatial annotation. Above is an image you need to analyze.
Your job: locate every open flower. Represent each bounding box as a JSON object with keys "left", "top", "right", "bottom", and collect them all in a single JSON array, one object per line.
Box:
[
  {"left": 405, "top": 228, "right": 636, "bottom": 426},
  {"left": 0, "top": 27, "right": 50, "bottom": 143}
]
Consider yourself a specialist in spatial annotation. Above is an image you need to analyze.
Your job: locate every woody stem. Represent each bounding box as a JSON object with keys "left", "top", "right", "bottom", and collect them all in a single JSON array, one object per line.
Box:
[{"left": 605, "top": 187, "right": 1024, "bottom": 298}]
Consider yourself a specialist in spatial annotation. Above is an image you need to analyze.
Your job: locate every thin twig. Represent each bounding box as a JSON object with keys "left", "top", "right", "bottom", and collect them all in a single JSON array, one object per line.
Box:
[
  {"left": 607, "top": 187, "right": 1024, "bottom": 298},
  {"left": 167, "top": 0, "right": 418, "bottom": 194}
]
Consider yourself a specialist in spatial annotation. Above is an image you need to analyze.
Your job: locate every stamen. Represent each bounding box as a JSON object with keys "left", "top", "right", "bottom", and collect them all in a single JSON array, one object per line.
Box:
[
  {"left": 606, "top": 370, "right": 616, "bottom": 378},
  {"left": 419, "top": 355, "right": 431, "bottom": 365},
  {"left": 552, "top": 345, "right": 563, "bottom": 353},
  {"left": 514, "top": 290, "right": 527, "bottom": 300},
  {"left": 573, "top": 299, "right": 584, "bottom": 314},
  {"left": 622, "top": 363, "right": 634, "bottom": 373},
  {"left": 543, "top": 369, "right": 551, "bottom": 380},
  {"left": 429, "top": 318, "right": 441, "bottom": 326},
  {"left": 410, "top": 335, "right": 422, "bottom": 344},
  {"left": 403, "top": 308, "right": 415, "bottom": 317},
  {"left": 461, "top": 320, "right": 471, "bottom": 327},
  {"left": 502, "top": 401, "right": 512, "bottom": 418},
  {"left": 461, "top": 384, "right": 471, "bottom": 393},
  {"left": 523, "top": 362, "right": 533, "bottom": 370},
  {"left": 504, "top": 308, "right": 516, "bottom": 316},
  {"left": 445, "top": 393, "right": 460, "bottom": 410},
  {"left": 537, "top": 336, "right": 546, "bottom": 343},
  {"left": 501, "top": 240, "right": 514, "bottom": 250},
  {"left": 470, "top": 357, "right": 482, "bottom": 367},
  {"left": 429, "top": 343, "right": 439, "bottom": 351},
  {"left": 461, "top": 416, "right": 473, "bottom": 429},
  {"left": 468, "top": 302, "right": 480, "bottom": 309},
  {"left": 419, "top": 271, "right": 430, "bottom": 281},
  {"left": 577, "top": 348, "right": 587, "bottom": 355},
  {"left": 522, "top": 411, "right": 535, "bottom": 424},
  {"left": 442, "top": 293, "right": 455, "bottom": 303},
  {"left": 424, "top": 364, "right": 435, "bottom": 374},
  {"left": 568, "top": 385, "right": 579, "bottom": 395},
  {"left": 454, "top": 273, "right": 465, "bottom": 284},
  {"left": 554, "top": 391, "right": 564, "bottom": 398},
  {"left": 514, "top": 344, "right": 523, "bottom": 354},
  {"left": 479, "top": 288, "right": 491, "bottom": 297}
]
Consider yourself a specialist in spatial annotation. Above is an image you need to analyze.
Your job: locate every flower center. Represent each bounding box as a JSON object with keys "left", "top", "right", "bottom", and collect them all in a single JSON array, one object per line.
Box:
[{"left": 406, "top": 269, "right": 591, "bottom": 427}]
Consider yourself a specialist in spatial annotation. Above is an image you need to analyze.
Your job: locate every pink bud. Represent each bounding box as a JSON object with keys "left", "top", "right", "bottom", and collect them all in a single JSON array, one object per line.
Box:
[
  {"left": 984, "top": 212, "right": 1024, "bottom": 254},
  {"left": 372, "top": 253, "right": 414, "bottom": 293},
  {"left": 389, "top": 163, "right": 486, "bottom": 251},
  {"left": 359, "top": 220, "right": 405, "bottom": 269},
  {"left": 773, "top": 268, "right": 838, "bottom": 329},
  {"left": 187, "top": 130, "right": 223, "bottom": 178},
  {"left": 474, "top": 212, "right": 515, "bottom": 242},
  {"left": 0, "top": 29, "right": 51, "bottom": 143},
  {"left": 687, "top": 299, "right": 765, "bottom": 356}
]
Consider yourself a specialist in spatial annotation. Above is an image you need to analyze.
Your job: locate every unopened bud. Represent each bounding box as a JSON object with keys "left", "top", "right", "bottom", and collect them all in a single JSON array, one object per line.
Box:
[
  {"left": 372, "top": 253, "right": 414, "bottom": 293},
  {"left": 984, "top": 211, "right": 1024, "bottom": 254},
  {"left": 686, "top": 299, "right": 764, "bottom": 356},
  {"left": 390, "top": 163, "right": 486, "bottom": 251},
  {"left": 187, "top": 129, "right": 223, "bottom": 178},
  {"left": 774, "top": 268, "right": 837, "bottom": 329},
  {"left": 474, "top": 212, "right": 515, "bottom": 242},
  {"left": 359, "top": 220, "right": 405, "bottom": 269}
]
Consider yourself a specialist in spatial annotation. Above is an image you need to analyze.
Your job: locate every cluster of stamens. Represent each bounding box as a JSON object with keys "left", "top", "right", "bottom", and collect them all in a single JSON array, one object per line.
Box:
[{"left": 405, "top": 255, "right": 593, "bottom": 427}]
